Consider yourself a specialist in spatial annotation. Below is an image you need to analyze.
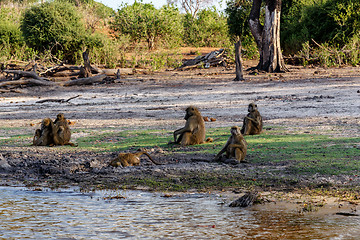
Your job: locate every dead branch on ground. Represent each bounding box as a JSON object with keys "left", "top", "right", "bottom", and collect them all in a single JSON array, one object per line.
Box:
[
  {"left": 36, "top": 95, "right": 81, "bottom": 103},
  {"left": 0, "top": 79, "right": 57, "bottom": 88}
]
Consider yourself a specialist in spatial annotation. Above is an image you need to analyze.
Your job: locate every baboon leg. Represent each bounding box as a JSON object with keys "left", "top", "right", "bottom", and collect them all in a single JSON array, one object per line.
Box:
[
  {"left": 180, "top": 132, "right": 193, "bottom": 146},
  {"left": 234, "top": 148, "right": 243, "bottom": 162}
]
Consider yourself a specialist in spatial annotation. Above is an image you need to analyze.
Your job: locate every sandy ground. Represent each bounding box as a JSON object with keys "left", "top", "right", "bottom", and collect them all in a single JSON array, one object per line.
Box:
[{"left": 0, "top": 63, "right": 359, "bottom": 195}]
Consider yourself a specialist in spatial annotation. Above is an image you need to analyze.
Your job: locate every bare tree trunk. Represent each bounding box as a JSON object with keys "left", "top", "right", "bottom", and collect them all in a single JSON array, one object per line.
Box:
[
  {"left": 234, "top": 40, "right": 244, "bottom": 81},
  {"left": 79, "top": 49, "right": 92, "bottom": 78},
  {"left": 249, "top": 0, "right": 287, "bottom": 72}
]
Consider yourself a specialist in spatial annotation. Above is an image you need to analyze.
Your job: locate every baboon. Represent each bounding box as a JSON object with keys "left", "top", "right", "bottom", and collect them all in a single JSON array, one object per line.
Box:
[
  {"left": 241, "top": 103, "right": 263, "bottom": 135},
  {"left": 109, "top": 151, "right": 161, "bottom": 167},
  {"left": 214, "top": 126, "right": 247, "bottom": 163},
  {"left": 52, "top": 113, "right": 76, "bottom": 146},
  {"left": 33, "top": 118, "right": 54, "bottom": 146},
  {"left": 171, "top": 106, "right": 210, "bottom": 146}
]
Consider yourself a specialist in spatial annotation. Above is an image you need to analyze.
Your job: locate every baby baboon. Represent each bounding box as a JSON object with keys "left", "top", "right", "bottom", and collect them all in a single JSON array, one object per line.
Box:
[
  {"left": 214, "top": 126, "right": 247, "bottom": 163},
  {"left": 241, "top": 103, "right": 263, "bottom": 135},
  {"left": 109, "top": 151, "right": 161, "bottom": 167},
  {"left": 171, "top": 106, "right": 208, "bottom": 146},
  {"left": 33, "top": 118, "right": 54, "bottom": 146},
  {"left": 52, "top": 113, "right": 76, "bottom": 146}
]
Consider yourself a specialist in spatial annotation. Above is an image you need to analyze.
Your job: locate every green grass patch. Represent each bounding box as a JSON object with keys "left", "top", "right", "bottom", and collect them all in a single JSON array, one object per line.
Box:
[{"left": 2, "top": 126, "right": 359, "bottom": 178}]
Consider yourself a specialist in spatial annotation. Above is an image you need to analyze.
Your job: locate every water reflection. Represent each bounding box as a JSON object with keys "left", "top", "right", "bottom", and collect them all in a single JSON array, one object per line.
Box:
[{"left": 0, "top": 186, "right": 359, "bottom": 239}]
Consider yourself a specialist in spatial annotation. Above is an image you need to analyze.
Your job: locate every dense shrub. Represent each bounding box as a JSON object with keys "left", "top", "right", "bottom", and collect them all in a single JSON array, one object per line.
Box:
[
  {"left": 281, "top": 0, "right": 360, "bottom": 55},
  {"left": 111, "top": 2, "right": 183, "bottom": 49},
  {"left": 0, "top": 19, "right": 23, "bottom": 47},
  {"left": 21, "top": 0, "right": 97, "bottom": 63},
  {"left": 183, "top": 7, "right": 231, "bottom": 47}
]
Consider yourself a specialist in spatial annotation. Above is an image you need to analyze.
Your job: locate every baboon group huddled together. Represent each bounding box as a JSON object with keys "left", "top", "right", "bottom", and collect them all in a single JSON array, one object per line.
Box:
[
  {"left": 32, "top": 103, "right": 263, "bottom": 167},
  {"left": 32, "top": 113, "right": 76, "bottom": 147}
]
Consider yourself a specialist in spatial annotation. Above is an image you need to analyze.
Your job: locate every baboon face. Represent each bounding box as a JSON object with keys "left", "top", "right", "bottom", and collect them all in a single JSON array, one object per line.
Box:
[
  {"left": 184, "top": 106, "right": 198, "bottom": 120},
  {"left": 248, "top": 103, "right": 257, "bottom": 112},
  {"left": 231, "top": 126, "right": 241, "bottom": 136},
  {"left": 41, "top": 118, "right": 52, "bottom": 129},
  {"left": 56, "top": 113, "right": 65, "bottom": 121}
]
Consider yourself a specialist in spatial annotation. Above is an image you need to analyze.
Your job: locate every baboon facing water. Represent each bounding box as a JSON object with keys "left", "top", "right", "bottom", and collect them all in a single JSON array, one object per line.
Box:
[
  {"left": 171, "top": 106, "right": 212, "bottom": 146},
  {"left": 33, "top": 113, "right": 76, "bottom": 147},
  {"left": 52, "top": 113, "right": 76, "bottom": 146},
  {"left": 33, "top": 118, "right": 54, "bottom": 146},
  {"left": 241, "top": 103, "right": 263, "bottom": 135},
  {"left": 214, "top": 126, "right": 247, "bottom": 164}
]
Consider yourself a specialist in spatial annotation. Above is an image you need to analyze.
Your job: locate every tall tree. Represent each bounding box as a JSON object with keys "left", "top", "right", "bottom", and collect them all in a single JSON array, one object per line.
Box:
[
  {"left": 168, "top": 0, "right": 213, "bottom": 18},
  {"left": 249, "top": 0, "right": 287, "bottom": 72}
]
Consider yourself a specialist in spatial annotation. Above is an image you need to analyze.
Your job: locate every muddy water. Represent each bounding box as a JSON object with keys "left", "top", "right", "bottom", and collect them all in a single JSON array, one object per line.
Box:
[{"left": 0, "top": 187, "right": 359, "bottom": 239}]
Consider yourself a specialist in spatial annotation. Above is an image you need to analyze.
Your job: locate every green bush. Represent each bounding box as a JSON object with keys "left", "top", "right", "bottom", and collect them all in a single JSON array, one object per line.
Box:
[
  {"left": 21, "top": 0, "right": 93, "bottom": 63},
  {"left": 183, "top": 7, "right": 231, "bottom": 47},
  {"left": 0, "top": 19, "right": 23, "bottom": 47},
  {"left": 111, "top": 2, "right": 183, "bottom": 50},
  {"left": 281, "top": 0, "right": 360, "bottom": 55}
]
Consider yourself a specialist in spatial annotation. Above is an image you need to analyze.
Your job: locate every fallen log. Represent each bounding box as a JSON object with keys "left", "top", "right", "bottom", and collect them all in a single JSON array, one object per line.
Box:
[
  {"left": 178, "top": 49, "right": 227, "bottom": 70},
  {"left": 0, "top": 79, "right": 56, "bottom": 88},
  {"left": 102, "top": 68, "right": 134, "bottom": 76},
  {"left": 229, "top": 191, "right": 259, "bottom": 207},
  {"left": 3, "top": 69, "right": 48, "bottom": 81},
  {"left": 60, "top": 74, "right": 107, "bottom": 86},
  {"left": 0, "top": 89, "right": 24, "bottom": 93}
]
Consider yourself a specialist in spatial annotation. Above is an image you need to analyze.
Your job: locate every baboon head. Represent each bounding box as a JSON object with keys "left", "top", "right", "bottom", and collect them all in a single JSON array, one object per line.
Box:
[
  {"left": 184, "top": 106, "right": 200, "bottom": 120},
  {"left": 41, "top": 118, "right": 52, "bottom": 129},
  {"left": 248, "top": 103, "right": 257, "bottom": 112},
  {"left": 231, "top": 126, "right": 241, "bottom": 136},
  {"left": 56, "top": 113, "right": 65, "bottom": 121}
]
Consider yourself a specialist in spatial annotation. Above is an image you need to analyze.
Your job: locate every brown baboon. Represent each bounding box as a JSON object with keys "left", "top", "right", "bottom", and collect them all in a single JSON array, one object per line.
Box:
[
  {"left": 109, "top": 151, "right": 161, "bottom": 167},
  {"left": 214, "top": 126, "right": 247, "bottom": 163},
  {"left": 241, "top": 103, "right": 263, "bottom": 135},
  {"left": 171, "top": 106, "right": 210, "bottom": 146},
  {"left": 33, "top": 118, "right": 54, "bottom": 146},
  {"left": 52, "top": 113, "right": 77, "bottom": 146}
]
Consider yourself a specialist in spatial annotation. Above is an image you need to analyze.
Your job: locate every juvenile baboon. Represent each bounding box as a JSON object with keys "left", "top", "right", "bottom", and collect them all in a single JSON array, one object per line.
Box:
[
  {"left": 109, "top": 151, "right": 161, "bottom": 167},
  {"left": 33, "top": 118, "right": 54, "bottom": 146},
  {"left": 214, "top": 126, "right": 247, "bottom": 163},
  {"left": 241, "top": 103, "right": 263, "bottom": 135},
  {"left": 52, "top": 113, "right": 76, "bottom": 146},
  {"left": 171, "top": 106, "right": 209, "bottom": 146}
]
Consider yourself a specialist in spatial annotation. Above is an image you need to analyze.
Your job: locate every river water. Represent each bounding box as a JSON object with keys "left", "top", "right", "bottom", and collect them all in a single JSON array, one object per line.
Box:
[{"left": 0, "top": 186, "right": 359, "bottom": 239}]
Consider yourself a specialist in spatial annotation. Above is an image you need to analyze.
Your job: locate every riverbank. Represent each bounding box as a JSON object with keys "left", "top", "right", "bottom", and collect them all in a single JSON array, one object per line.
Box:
[{"left": 1, "top": 64, "right": 360, "bottom": 203}]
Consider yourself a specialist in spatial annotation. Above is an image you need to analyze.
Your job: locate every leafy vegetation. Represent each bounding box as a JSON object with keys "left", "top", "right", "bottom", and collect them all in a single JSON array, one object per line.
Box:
[
  {"left": 281, "top": 0, "right": 360, "bottom": 66},
  {"left": 111, "top": 2, "right": 183, "bottom": 50},
  {"left": 0, "top": 0, "right": 359, "bottom": 69},
  {"left": 183, "top": 7, "right": 231, "bottom": 47}
]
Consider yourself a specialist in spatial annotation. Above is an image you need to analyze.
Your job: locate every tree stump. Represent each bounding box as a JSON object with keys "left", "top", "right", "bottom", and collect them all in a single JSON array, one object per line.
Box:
[
  {"left": 79, "top": 49, "right": 92, "bottom": 78},
  {"left": 234, "top": 40, "right": 244, "bottom": 81}
]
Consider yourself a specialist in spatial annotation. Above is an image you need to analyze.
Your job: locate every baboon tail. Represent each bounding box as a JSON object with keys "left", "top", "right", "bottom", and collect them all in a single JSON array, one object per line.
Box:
[{"left": 142, "top": 152, "right": 162, "bottom": 165}]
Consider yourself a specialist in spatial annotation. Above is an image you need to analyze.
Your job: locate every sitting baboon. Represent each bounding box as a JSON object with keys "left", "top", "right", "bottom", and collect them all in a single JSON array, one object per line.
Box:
[
  {"left": 52, "top": 113, "right": 76, "bottom": 146},
  {"left": 109, "top": 151, "right": 161, "bottom": 167},
  {"left": 170, "top": 106, "right": 211, "bottom": 146},
  {"left": 33, "top": 118, "right": 54, "bottom": 146},
  {"left": 214, "top": 126, "right": 247, "bottom": 164},
  {"left": 241, "top": 103, "right": 263, "bottom": 135}
]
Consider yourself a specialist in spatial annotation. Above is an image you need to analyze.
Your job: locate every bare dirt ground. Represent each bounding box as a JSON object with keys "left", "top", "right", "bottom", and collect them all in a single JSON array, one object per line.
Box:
[{"left": 0, "top": 62, "right": 360, "bottom": 194}]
